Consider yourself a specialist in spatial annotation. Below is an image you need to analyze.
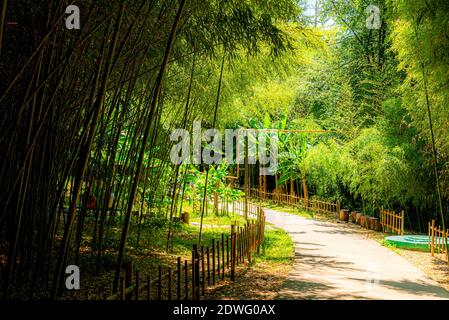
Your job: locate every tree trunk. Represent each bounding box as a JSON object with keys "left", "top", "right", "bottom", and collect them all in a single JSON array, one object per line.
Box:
[{"left": 302, "top": 175, "right": 309, "bottom": 207}]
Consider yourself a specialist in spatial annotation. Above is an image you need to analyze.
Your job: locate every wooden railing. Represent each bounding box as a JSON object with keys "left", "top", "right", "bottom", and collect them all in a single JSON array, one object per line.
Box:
[
  {"left": 308, "top": 198, "right": 340, "bottom": 215},
  {"left": 428, "top": 219, "right": 449, "bottom": 258},
  {"left": 232, "top": 200, "right": 261, "bottom": 219},
  {"left": 250, "top": 188, "right": 340, "bottom": 216},
  {"left": 380, "top": 208, "right": 404, "bottom": 235},
  {"left": 106, "top": 208, "right": 266, "bottom": 300}
]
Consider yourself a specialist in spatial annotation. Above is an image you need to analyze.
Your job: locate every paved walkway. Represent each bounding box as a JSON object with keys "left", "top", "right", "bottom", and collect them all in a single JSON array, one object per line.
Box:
[{"left": 264, "top": 208, "right": 449, "bottom": 300}]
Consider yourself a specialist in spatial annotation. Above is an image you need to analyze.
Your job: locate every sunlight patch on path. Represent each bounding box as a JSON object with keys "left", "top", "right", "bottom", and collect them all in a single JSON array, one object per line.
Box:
[{"left": 264, "top": 208, "right": 449, "bottom": 300}]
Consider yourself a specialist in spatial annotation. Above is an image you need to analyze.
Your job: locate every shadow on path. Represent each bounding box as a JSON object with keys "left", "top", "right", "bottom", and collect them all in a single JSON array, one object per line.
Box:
[{"left": 264, "top": 207, "right": 449, "bottom": 300}]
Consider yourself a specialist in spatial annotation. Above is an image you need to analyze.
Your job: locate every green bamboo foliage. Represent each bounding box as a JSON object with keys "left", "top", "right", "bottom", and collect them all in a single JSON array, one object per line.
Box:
[{"left": 0, "top": 0, "right": 294, "bottom": 299}]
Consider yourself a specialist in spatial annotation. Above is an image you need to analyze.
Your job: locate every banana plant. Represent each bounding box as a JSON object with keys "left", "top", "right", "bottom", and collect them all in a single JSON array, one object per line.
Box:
[{"left": 249, "top": 112, "right": 311, "bottom": 197}]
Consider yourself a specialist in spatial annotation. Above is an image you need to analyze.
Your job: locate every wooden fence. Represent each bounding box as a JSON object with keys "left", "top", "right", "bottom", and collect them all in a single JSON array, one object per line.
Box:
[
  {"left": 232, "top": 200, "right": 262, "bottom": 219},
  {"left": 380, "top": 208, "right": 404, "bottom": 235},
  {"left": 106, "top": 208, "right": 266, "bottom": 300},
  {"left": 428, "top": 219, "right": 449, "bottom": 258},
  {"left": 250, "top": 188, "right": 340, "bottom": 216},
  {"left": 308, "top": 198, "right": 340, "bottom": 216}
]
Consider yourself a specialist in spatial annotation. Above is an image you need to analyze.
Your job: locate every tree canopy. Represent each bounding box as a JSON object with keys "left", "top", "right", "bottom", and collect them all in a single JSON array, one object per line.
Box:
[{"left": 1, "top": 0, "right": 448, "bottom": 299}]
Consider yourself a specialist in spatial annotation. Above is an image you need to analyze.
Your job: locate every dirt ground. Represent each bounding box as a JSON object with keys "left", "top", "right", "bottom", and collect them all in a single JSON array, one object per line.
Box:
[{"left": 205, "top": 261, "right": 292, "bottom": 300}]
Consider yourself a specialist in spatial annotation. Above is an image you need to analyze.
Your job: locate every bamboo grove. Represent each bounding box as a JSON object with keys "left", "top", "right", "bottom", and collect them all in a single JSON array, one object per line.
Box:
[
  {"left": 0, "top": 0, "right": 298, "bottom": 299},
  {"left": 2, "top": 0, "right": 449, "bottom": 300}
]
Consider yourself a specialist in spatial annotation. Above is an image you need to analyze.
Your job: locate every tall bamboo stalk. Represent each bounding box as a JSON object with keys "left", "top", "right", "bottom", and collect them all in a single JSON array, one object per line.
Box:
[
  {"left": 198, "top": 53, "right": 226, "bottom": 244},
  {"left": 113, "top": 0, "right": 188, "bottom": 292},
  {"left": 0, "top": 0, "right": 7, "bottom": 55}
]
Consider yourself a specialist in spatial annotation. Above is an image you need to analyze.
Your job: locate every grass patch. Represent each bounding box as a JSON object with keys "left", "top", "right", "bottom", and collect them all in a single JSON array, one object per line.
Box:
[
  {"left": 380, "top": 238, "right": 397, "bottom": 249},
  {"left": 124, "top": 212, "right": 246, "bottom": 259},
  {"left": 205, "top": 223, "right": 294, "bottom": 300},
  {"left": 262, "top": 201, "right": 314, "bottom": 218},
  {"left": 69, "top": 203, "right": 294, "bottom": 299},
  {"left": 378, "top": 237, "right": 405, "bottom": 255},
  {"left": 257, "top": 225, "right": 294, "bottom": 265},
  {"left": 261, "top": 201, "right": 335, "bottom": 221},
  {"left": 190, "top": 213, "right": 247, "bottom": 227}
]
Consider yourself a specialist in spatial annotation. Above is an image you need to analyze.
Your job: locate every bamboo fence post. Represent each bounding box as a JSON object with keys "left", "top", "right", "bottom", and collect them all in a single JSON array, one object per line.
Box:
[
  {"left": 177, "top": 257, "right": 181, "bottom": 300},
  {"left": 257, "top": 219, "right": 260, "bottom": 247},
  {"left": 250, "top": 223, "right": 253, "bottom": 251},
  {"left": 443, "top": 230, "right": 448, "bottom": 256},
  {"left": 247, "top": 224, "right": 250, "bottom": 258},
  {"left": 391, "top": 212, "right": 394, "bottom": 233},
  {"left": 168, "top": 267, "right": 172, "bottom": 300},
  {"left": 226, "top": 235, "right": 229, "bottom": 269},
  {"left": 125, "top": 261, "right": 133, "bottom": 300},
  {"left": 191, "top": 249, "right": 195, "bottom": 300},
  {"left": 147, "top": 274, "right": 151, "bottom": 300},
  {"left": 212, "top": 239, "right": 215, "bottom": 285},
  {"left": 119, "top": 275, "right": 125, "bottom": 301},
  {"left": 242, "top": 226, "right": 246, "bottom": 264},
  {"left": 158, "top": 265, "right": 162, "bottom": 300},
  {"left": 242, "top": 226, "right": 245, "bottom": 263},
  {"left": 184, "top": 260, "right": 188, "bottom": 300},
  {"left": 387, "top": 211, "right": 390, "bottom": 232},
  {"left": 441, "top": 228, "right": 444, "bottom": 254},
  {"left": 392, "top": 212, "right": 395, "bottom": 233},
  {"left": 201, "top": 246, "right": 205, "bottom": 295},
  {"left": 243, "top": 221, "right": 251, "bottom": 262},
  {"left": 251, "top": 223, "right": 254, "bottom": 255},
  {"left": 206, "top": 247, "right": 210, "bottom": 285},
  {"left": 255, "top": 221, "right": 258, "bottom": 250},
  {"left": 194, "top": 245, "right": 200, "bottom": 300},
  {"left": 135, "top": 270, "right": 140, "bottom": 300},
  {"left": 431, "top": 220, "right": 435, "bottom": 257},
  {"left": 217, "top": 240, "right": 220, "bottom": 279},
  {"left": 386, "top": 210, "right": 389, "bottom": 232},
  {"left": 443, "top": 230, "right": 449, "bottom": 261},
  {"left": 253, "top": 221, "right": 259, "bottom": 251},
  {"left": 392, "top": 212, "right": 394, "bottom": 233},
  {"left": 381, "top": 207, "right": 384, "bottom": 232},
  {"left": 391, "top": 211, "right": 401, "bottom": 235},
  {"left": 231, "top": 225, "right": 235, "bottom": 281},
  {"left": 241, "top": 227, "right": 244, "bottom": 263},
  {"left": 248, "top": 224, "right": 252, "bottom": 263},
  {"left": 390, "top": 212, "right": 392, "bottom": 232},
  {"left": 221, "top": 234, "right": 225, "bottom": 279},
  {"left": 436, "top": 224, "right": 439, "bottom": 253},
  {"left": 392, "top": 211, "right": 401, "bottom": 235},
  {"left": 236, "top": 228, "right": 240, "bottom": 265}
]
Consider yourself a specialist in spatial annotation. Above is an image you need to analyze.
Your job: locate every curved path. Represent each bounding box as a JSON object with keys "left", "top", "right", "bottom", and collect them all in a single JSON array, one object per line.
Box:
[{"left": 264, "top": 208, "right": 449, "bottom": 300}]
